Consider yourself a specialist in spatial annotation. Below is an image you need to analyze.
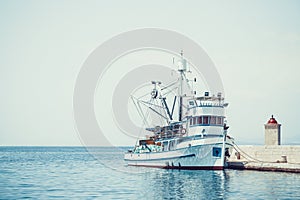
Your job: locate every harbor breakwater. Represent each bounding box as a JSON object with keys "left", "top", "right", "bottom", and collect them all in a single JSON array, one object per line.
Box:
[{"left": 227, "top": 145, "right": 300, "bottom": 173}]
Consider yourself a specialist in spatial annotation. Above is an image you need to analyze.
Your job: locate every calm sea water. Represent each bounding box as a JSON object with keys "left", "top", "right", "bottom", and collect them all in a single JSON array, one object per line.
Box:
[{"left": 0, "top": 147, "right": 299, "bottom": 199}]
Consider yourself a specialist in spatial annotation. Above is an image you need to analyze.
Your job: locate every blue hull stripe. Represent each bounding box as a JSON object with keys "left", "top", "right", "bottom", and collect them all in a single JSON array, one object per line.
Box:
[{"left": 124, "top": 153, "right": 196, "bottom": 162}]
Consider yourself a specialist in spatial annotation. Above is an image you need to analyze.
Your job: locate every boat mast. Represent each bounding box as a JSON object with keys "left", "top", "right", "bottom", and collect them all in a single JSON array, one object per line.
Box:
[{"left": 178, "top": 50, "right": 186, "bottom": 122}]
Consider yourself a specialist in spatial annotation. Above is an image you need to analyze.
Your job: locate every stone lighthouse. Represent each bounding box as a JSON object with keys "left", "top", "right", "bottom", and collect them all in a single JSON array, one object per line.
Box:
[{"left": 264, "top": 115, "right": 281, "bottom": 145}]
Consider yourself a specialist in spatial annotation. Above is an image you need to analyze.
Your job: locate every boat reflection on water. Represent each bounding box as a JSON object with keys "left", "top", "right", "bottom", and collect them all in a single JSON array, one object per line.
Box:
[{"left": 139, "top": 169, "right": 229, "bottom": 199}]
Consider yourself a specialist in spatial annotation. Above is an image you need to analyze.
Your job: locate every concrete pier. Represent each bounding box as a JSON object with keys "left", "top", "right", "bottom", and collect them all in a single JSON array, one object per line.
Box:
[{"left": 227, "top": 145, "right": 300, "bottom": 173}]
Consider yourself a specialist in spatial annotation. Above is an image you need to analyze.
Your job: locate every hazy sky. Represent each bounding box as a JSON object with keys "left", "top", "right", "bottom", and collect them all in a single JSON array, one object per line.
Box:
[{"left": 1, "top": 1, "right": 300, "bottom": 146}]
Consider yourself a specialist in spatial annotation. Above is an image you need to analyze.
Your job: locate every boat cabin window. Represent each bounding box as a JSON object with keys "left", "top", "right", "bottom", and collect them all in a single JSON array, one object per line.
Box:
[
  {"left": 189, "top": 116, "right": 224, "bottom": 126},
  {"left": 193, "top": 117, "right": 197, "bottom": 125},
  {"left": 203, "top": 116, "right": 209, "bottom": 124},
  {"left": 216, "top": 117, "right": 223, "bottom": 125},
  {"left": 210, "top": 116, "right": 216, "bottom": 125},
  {"left": 197, "top": 116, "right": 202, "bottom": 124}
]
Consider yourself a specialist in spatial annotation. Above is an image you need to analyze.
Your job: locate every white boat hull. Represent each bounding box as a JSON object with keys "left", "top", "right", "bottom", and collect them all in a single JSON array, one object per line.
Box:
[{"left": 124, "top": 137, "right": 233, "bottom": 170}]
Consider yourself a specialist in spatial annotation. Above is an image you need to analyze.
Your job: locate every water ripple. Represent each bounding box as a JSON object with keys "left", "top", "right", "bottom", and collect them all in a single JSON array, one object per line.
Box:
[{"left": 0, "top": 147, "right": 299, "bottom": 199}]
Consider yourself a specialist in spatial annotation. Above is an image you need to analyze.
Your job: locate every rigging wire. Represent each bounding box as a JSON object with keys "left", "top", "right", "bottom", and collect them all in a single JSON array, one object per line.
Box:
[{"left": 134, "top": 98, "right": 153, "bottom": 147}]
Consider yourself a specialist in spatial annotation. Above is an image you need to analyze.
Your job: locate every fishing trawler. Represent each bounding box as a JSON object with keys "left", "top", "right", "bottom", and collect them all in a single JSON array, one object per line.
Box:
[{"left": 124, "top": 52, "right": 234, "bottom": 170}]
